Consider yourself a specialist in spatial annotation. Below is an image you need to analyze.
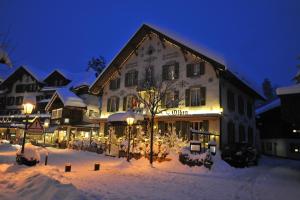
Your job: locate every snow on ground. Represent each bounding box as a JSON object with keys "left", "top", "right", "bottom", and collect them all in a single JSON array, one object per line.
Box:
[{"left": 1, "top": 143, "right": 300, "bottom": 200}]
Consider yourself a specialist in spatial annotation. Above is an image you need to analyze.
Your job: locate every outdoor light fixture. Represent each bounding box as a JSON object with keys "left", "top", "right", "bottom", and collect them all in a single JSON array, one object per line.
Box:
[
  {"left": 21, "top": 97, "right": 35, "bottom": 154},
  {"left": 23, "top": 103, "right": 34, "bottom": 115},
  {"left": 126, "top": 116, "right": 134, "bottom": 126},
  {"left": 43, "top": 119, "right": 50, "bottom": 145},
  {"left": 126, "top": 115, "right": 135, "bottom": 162}
]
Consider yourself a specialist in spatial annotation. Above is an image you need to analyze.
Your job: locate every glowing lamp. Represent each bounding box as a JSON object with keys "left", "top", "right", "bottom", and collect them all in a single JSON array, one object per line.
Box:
[
  {"left": 43, "top": 119, "right": 50, "bottom": 129},
  {"left": 126, "top": 116, "right": 134, "bottom": 126},
  {"left": 23, "top": 103, "right": 34, "bottom": 114}
]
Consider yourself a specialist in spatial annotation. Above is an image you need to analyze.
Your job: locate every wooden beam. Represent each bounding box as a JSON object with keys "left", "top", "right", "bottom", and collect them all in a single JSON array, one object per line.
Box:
[
  {"left": 180, "top": 48, "right": 188, "bottom": 62},
  {"left": 159, "top": 36, "right": 166, "bottom": 49}
]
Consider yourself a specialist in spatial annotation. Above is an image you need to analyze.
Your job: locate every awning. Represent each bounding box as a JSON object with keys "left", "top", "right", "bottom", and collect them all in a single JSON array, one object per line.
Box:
[{"left": 107, "top": 111, "right": 144, "bottom": 124}]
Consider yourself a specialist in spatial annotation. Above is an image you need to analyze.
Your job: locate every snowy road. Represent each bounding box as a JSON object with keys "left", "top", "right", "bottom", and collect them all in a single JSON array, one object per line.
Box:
[{"left": 1, "top": 144, "right": 300, "bottom": 200}]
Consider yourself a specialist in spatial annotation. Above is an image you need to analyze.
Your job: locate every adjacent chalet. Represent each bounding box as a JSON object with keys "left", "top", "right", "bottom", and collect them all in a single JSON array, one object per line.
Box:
[
  {"left": 257, "top": 70, "right": 300, "bottom": 159},
  {"left": 90, "top": 24, "right": 264, "bottom": 149},
  {"left": 0, "top": 66, "right": 100, "bottom": 144}
]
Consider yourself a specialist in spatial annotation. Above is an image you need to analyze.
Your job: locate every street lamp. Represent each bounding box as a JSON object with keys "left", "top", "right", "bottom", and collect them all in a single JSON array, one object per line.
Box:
[
  {"left": 126, "top": 116, "right": 134, "bottom": 162},
  {"left": 43, "top": 119, "right": 50, "bottom": 145},
  {"left": 21, "top": 101, "right": 35, "bottom": 154}
]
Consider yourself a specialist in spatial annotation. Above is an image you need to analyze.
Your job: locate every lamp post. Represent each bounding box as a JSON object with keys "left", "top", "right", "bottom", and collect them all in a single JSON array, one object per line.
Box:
[
  {"left": 21, "top": 102, "right": 34, "bottom": 154},
  {"left": 126, "top": 116, "right": 134, "bottom": 162},
  {"left": 43, "top": 119, "right": 50, "bottom": 145}
]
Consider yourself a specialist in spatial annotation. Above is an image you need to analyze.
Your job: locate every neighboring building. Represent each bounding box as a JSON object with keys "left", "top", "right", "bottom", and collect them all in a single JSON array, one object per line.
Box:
[
  {"left": 0, "top": 66, "right": 100, "bottom": 143},
  {"left": 44, "top": 86, "right": 99, "bottom": 147},
  {"left": 89, "top": 24, "right": 264, "bottom": 149},
  {"left": 256, "top": 70, "right": 300, "bottom": 159}
]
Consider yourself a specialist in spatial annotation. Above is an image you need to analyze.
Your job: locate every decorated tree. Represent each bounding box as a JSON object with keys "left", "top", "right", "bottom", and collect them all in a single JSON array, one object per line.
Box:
[{"left": 137, "top": 76, "right": 182, "bottom": 165}]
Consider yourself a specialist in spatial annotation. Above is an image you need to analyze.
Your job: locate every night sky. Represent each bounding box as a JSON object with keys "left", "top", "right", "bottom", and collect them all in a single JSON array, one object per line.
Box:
[{"left": 1, "top": 0, "right": 299, "bottom": 90}]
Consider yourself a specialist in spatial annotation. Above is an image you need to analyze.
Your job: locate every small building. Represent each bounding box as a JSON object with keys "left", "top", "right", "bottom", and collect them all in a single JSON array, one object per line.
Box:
[
  {"left": 44, "top": 84, "right": 100, "bottom": 147},
  {"left": 256, "top": 70, "right": 300, "bottom": 159},
  {"left": 89, "top": 24, "right": 264, "bottom": 149}
]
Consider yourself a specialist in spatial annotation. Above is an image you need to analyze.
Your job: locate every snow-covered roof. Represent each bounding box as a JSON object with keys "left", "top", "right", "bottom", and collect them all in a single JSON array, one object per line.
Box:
[
  {"left": 276, "top": 83, "right": 300, "bottom": 95},
  {"left": 255, "top": 98, "right": 281, "bottom": 115},
  {"left": 55, "top": 88, "right": 86, "bottom": 108},
  {"left": 90, "top": 24, "right": 263, "bottom": 99},
  {"left": 107, "top": 111, "right": 144, "bottom": 123}
]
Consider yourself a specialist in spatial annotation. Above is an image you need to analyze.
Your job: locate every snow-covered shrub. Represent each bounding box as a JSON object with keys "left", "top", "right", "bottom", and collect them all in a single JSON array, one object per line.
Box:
[{"left": 179, "top": 146, "right": 213, "bottom": 168}]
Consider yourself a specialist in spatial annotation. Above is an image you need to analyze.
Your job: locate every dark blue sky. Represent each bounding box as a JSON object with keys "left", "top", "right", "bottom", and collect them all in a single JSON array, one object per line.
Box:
[{"left": 1, "top": 0, "right": 299, "bottom": 89}]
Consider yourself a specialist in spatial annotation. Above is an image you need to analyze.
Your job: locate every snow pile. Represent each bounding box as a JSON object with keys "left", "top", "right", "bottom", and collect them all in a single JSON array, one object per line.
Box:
[
  {"left": 276, "top": 83, "right": 300, "bottom": 95},
  {"left": 0, "top": 166, "right": 87, "bottom": 200},
  {"left": 0, "top": 139, "right": 10, "bottom": 144},
  {"left": 16, "top": 143, "right": 41, "bottom": 161}
]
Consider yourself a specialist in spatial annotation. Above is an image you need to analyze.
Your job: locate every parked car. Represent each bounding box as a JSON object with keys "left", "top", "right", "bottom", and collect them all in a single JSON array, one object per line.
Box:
[{"left": 221, "top": 143, "right": 258, "bottom": 168}]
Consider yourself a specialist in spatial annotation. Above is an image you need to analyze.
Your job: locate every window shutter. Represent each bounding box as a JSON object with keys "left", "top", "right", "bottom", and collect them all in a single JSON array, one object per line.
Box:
[
  {"left": 117, "top": 78, "right": 120, "bottom": 89},
  {"left": 134, "top": 71, "right": 138, "bottom": 85},
  {"left": 200, "top": 62, "right": 205, "bottom": 75},
  {"left": 162, "top": 65, "right": 168, "bottom": 80},
  {"left": 107, "top": 98, "right": 111, "bottom": 112},
  {"left": 186, "top": 64, "right": 193, "bottom": 77},
  {"left": 200, "top": 87, "right": 206, "bottom": 105},
  {"left": 174, "top": 91, "right": 179, "bottom": 107},
  {"left": 125, "top": 73, "right": 129, "bottom": 87},
  {"left": 123, "top": 96, "right": 127, "bottom": 111},
  {"left": 116, "top": 97, "right": 120, "bottom": 111},
  {"left": 109, "top": 80, "right": 113, "bottom": 90},
  {"left": 174, "top": 63, "right": 179, "bottom": 79},
  {"left": 185, "top": 89, "right": 190, "bottom": 106}
]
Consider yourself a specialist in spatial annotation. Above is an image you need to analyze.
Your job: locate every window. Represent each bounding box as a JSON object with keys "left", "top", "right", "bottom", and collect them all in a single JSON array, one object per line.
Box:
[
  {"left": 15, "top": 96, "right": 23, "bottom": 105},
  {"left": 248, "top": 127, "right": 253, "bottom": 145},
  {"left": 290, "top": 143, "right": 300, "bottom": 153},
  {"left": 109, "top": 78, "right": 120, "bottom": 90},
  {"left": 52, "top": 108, "right": 63, "bottom": 119},
  {"left": 16, "top": 85, "right": 24, "bottom": 93},
  {"left": 239, "top": 124, "right": 246, "bottom": 143},
  {"left": 238, "top": 95, "right": 244, "bottom": 115},
  {"left": 247, "top": 101, "right": 253, "bottom": 118},
  {"left": 227, "top": 90, "right": 235, "bottom": 111},
  {"left": 125, "top": 70, "right": 138, "bottom": 87},
  {"left": 227, "top": 121, "right": 235, "bottom": 145},
  {"left": 162, "top": 63, "right": 179, "bottom": 80},
  {"left": 107, "top": 96, "right": 119, "bottom": 112},
  {"left": 123, "top": 95, "right": 138, "bottom": 111},
  {"left": 185, "top": 87, "right": 206, "bottom": 107},
  {"left": 6, "top": 97, "right": 14, "bottom": 106},
  {"left": 186, "top": 62, "right": 205, "bottom": 77},
  {"left": 162, "top": 91, "right": 179, "bottom": 108},
  {"left": 0, "top": 97, "right": 6, "bottom": 106},
  {"left": 145, "top": 66, "right": 154, "bottom": 83}
]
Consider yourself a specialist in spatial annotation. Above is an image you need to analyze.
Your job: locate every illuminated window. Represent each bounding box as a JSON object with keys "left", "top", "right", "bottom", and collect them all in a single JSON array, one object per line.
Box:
[{"left": 107, "top": 96, "right": 119, "bottom": 112}]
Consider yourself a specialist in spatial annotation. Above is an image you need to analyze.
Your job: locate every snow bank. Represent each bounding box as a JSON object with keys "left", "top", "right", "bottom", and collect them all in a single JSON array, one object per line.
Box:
[{"left": 16, "top": 143, "right": 41, "bottom": 161}]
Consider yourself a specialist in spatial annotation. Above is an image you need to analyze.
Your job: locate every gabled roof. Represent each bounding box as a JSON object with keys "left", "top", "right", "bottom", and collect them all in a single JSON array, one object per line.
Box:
[
  {"left": 256, "top": 98, "right": 281, "bottom": 115},
  {"left": 0, "top": 66, "right": 44, "bottom": 87},
  {"left": 43, "top": 69, "right": 71, "bottom": 83},
  {"left": 45, "top": 87, "right": 86, "bottom": 111},
  {"left": 89, "top": 24, "right": 264, "bottom": 100},
  {"left": 276, "top": 83, "right": 300, "bottom": 95}
]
